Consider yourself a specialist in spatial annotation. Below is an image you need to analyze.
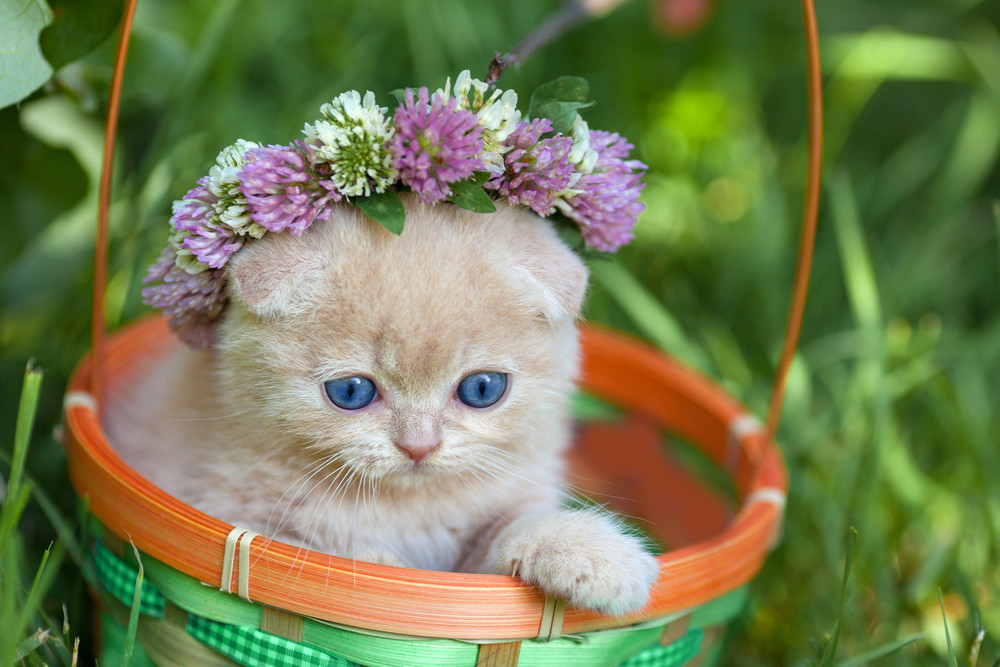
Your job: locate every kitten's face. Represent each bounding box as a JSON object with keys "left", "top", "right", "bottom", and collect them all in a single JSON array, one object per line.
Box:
[{"left": 216, "top": 197, "right": 588, "bottom": 489}]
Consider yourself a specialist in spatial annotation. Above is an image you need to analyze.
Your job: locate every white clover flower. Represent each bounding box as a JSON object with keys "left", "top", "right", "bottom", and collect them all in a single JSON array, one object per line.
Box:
[
  {"left": 207, "top": 139, "right": 259, "bottom": 199},
  {"left": 479, "top": 88, "right": 521, "bottom": 142},
  {"left": 303, "top": 90, "right": 397, "bottom": 197},
  {"left": 215, "top": 139, "right": 259, "bottom": 169},
  {"left": 168, "top": 230, "right": 208, "bottom": 275},
  {"left": 438, "top": 70, "right": 490, "bottom": 109},
  {"left": 459, "top": 70, "right": 489, "bottom": 108},
  {"left": 203, "top": 139, "right": 266, "bottom": 238},
  {"left": 551, "top": 116, "right": 601, "bottom": 207},
  {"left": 218, "top": 202, "right": 259, "bottom": 238},
  {"left": 567, "top": 115, "right": 598, "bottom": 174},
  {"left": 435, "top": 75, "right": 455, "bottom": 104},
  {"left": 436, "top": 71, "right": 521, "bottom": 174}
]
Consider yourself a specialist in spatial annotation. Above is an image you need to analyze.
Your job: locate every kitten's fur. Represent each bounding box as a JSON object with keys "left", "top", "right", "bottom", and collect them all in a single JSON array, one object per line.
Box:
[{"left": 105, "top": 196, "right": 658, "bottom": 615}]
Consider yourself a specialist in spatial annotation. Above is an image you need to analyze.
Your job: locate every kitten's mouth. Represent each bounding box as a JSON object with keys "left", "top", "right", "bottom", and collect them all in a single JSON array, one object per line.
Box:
[
  {"left": 386, "top": 455, "right": 453, "bottom": 481},
  {"left": 400, "top": 458, "right": 440, "bottom": 474}
]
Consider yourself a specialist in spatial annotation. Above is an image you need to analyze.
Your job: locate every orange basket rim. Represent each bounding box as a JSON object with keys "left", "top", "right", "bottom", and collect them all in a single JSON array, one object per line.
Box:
[{"left": 65, "top": 316, "right": 787, "bottom": 641}]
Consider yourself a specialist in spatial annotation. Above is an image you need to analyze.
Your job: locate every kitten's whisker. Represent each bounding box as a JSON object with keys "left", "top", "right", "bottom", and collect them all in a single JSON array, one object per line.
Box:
[
  {"left": 473, "top": 442, "right": 642, "bottom": 509},
  {"left": 470, "top": 449, "right": 550, "bottom": 491},
  {"left": 161, "top": 405, "right": 258, "bottom": 423},
  {"left": 284, "top": 464, "right": 360, "bottom": 587},
  {"left": 264, "top": 453, "right": 340, "bottom": 537},
  {"left": 255, "top": 454, "right": 338, "bottom": 565},
  {"left": 371, "top": 474, "right": 401, "bottom": 566},
  {"left": 457, "top": 471, "right": 508, "bottom": 522},
  {"left": 473, "top": 445, "right": 634, "bottom": 516},
  {"left": 270, "top": 458, "right": 358, "bottom": 587},
  {"left": 267, "top": 456, "right": 344, "bottom": 541}
]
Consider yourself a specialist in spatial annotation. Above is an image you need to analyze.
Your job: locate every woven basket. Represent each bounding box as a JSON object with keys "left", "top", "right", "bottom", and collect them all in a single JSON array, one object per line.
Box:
[
  {"left": 64, "top": 316, "right": 786, "bottom": 666},
  {"left": 63, "top": 1, "right": 821, "bottom": 662}
]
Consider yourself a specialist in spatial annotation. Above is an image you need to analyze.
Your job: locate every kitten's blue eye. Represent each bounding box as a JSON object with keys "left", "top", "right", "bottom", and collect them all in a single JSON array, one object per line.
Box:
[
  {"left": 456, "top": 372, "right": 508, "bottom": 408},
  {"left": 324, "top": 376, "right": 378, "bottom": 410}
]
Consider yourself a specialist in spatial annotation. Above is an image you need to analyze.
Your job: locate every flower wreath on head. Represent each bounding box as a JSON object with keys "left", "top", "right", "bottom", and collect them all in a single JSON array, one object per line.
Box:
[{"left": 143, "top": 71, "right": 647, "bottom": 349}]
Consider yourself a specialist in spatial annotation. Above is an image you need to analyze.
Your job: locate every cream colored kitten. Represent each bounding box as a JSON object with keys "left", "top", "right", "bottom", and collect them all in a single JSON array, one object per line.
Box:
[{"left": 105, "top": 195, "right": 658, "bottom": 615}]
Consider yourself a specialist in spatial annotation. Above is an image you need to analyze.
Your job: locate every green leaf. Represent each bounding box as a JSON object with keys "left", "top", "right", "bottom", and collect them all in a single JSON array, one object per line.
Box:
[
  {"left": 529, "top": 76, "right": 591, "bottom": 109},
  {"left": 533, "top": 100, "right": 594, "bottom": 134},
  {"left": 389, "top": 88, "right": 411, "bottom": 106},
  {"left": 0, "top": 0, "right": 55, "bottom": 110},
  {"left": 0, "top": 110, "right": 89, "bottom": 267},
  {"left": 528, "top": 76, "right": 594, "bottom": 133},
  {"left": 355, "top": 191, "right": 406, "bottom": 235},
  {"left": 449, "top": 174, "right": 496, "bottom": 213},
  {"left": 40, "top": 0, "right": 124, "bottom": 70}
]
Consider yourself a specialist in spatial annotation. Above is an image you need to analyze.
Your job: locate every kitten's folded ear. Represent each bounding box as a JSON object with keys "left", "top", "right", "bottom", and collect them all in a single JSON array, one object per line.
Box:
[
  {"left": 226, "top": 233, "right": 328, "bottom": 319},
  {"left": 512, "top": 226, "right": 590, "bottom": 324}
]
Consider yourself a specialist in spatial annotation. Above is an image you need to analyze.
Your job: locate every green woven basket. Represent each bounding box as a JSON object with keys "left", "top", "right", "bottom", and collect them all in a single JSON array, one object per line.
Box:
[{"left": 91, "top": 526, "right": 747, "bottom": 667}]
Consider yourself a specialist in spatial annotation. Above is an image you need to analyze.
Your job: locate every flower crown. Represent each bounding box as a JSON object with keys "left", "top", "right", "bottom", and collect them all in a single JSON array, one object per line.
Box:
[{"left": 142, "top": 71, "right": 647, "bottom": 349}]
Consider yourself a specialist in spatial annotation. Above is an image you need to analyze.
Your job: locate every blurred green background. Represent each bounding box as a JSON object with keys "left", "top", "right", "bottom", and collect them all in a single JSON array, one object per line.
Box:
[{"left": 2, "top": 0, "right": 999, "bottom": 664}]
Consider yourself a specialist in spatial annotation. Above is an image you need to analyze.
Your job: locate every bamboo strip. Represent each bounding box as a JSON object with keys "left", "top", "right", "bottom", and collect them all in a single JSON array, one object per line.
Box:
[{"left": 477, "top": 642, "right": 522, "bottom": 667}]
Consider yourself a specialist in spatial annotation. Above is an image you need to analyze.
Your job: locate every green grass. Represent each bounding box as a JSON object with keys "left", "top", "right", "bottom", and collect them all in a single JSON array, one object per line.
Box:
[
  {"left": 0, "top": 366, "right": 80, "bottom": 665},
  {"left": 2, "top": 0, "right": 999, "bottom": 664}
]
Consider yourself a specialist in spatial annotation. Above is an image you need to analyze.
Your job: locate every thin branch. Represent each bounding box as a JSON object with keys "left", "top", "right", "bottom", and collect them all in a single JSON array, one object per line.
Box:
[{"left": 486, "top": 0, "right": 630, "bottom": 86}]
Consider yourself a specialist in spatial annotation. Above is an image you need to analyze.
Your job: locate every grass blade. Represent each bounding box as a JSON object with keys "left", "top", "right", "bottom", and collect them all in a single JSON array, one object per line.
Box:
[
  {"left": 993, "top": 201, "right": 1000, "bottom": 286},
  {"left": 14, "top": 628, "right": 53, "bottom": 661},
  {"left": 820, "top": 527, "right": 859, "bottom": 666},
  {"left": 835, "top": 634, "right": 923, "bottom": 667},
  {"left": 15, "top": 542, "right": 65, "bottom": 644},
  {"left": 925, "top": 91, "right": 1000, "bottom": 221},
  {"left": 939, "top": 589, "right": 959, "bottom": 667},
  {"left": 8, "top": 363, "right": 43, "bottom": 504},
  {"left": 591, "top": 261, "right": 710, "bottom": 371},
  {"left": 0, "top": 484, "right": 32, "bottom": 559},
  {"left": 28, "top": 477, "right": 86, "bottom": 576},
  {"left": 122, "top": 542, "right": 146, "bottom": 666},
  {"left": 968, "top": 629, "right": 984, "bottom": 666},
  {"left": 829, "top": 174, "right": 881, "bottom": 331}
]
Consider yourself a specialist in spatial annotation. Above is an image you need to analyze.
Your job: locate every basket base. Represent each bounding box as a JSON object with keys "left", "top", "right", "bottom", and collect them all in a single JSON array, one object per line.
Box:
[{"left": 91, "top": 528, "right": 730, "bottom": 667}]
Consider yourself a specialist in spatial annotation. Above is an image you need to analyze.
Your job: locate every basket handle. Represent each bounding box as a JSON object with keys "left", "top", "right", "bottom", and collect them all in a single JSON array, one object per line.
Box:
[
  {"left": 91, "top": 0, "right": 139, "bottom": 406},
  {"left": 89, "top": 1, "right": 822, "bottom": 437},
  {"left": 765, "top": 0, "right": 824, "bottom": 442}
]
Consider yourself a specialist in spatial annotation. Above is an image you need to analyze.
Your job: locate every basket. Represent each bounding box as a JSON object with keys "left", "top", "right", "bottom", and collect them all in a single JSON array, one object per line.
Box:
[
  {"left": 63, "top": 1, "right": 822, "bottom": 664},
  {"left": 64, "top": 317, "right": 785, "bottom": 666}
]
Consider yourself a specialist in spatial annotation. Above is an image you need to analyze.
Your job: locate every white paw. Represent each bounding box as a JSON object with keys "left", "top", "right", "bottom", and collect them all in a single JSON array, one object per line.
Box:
[{"left": 488, "top": 510, "right": 659, "bottom": 616}]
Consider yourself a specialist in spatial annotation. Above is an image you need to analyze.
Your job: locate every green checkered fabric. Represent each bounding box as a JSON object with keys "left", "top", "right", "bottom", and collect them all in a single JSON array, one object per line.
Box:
[
  {"left": 92, "top": 539, "right": 361, "bottom": 666},
  {"left": 619, "top": 628, "right": 703, "bottom": 667},
  {"left": 93, "top": 540, "right": 166, "bottom": 618},
  {"left": 91, "top": 534, "right": 709, "bottom": 667},
  {"left": 187, "top": 616, "right": 362, "bottom": 667}
]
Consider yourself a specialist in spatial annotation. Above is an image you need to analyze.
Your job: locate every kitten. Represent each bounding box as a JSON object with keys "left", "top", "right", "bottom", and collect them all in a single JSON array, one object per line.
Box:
[{"left": 105, "top": 195, "right": 658, "bottom": 615}]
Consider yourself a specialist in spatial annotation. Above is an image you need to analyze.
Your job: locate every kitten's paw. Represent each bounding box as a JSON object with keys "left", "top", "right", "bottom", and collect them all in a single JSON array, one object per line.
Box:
[{"left": 489, "top": 510, "right": 659, "bottom": 616}]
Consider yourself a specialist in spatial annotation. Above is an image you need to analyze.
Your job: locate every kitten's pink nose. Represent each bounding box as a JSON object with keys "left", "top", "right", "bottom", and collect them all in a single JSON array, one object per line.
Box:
[{"left": 396, "top": 439, "right": 439, "bottom": 464}]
